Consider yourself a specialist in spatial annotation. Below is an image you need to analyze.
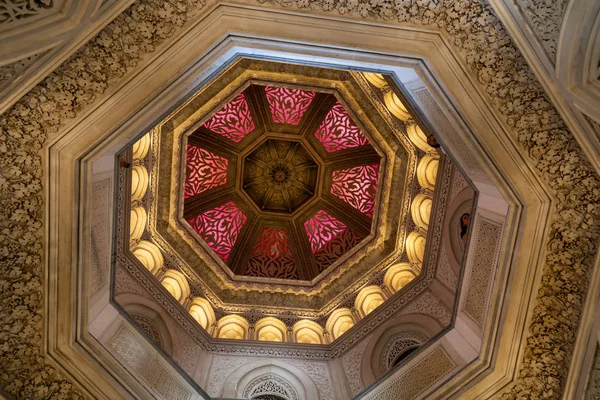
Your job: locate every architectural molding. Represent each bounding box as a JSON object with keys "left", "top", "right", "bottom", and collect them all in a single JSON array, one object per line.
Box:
[{"left": 0, "top": 1, "right": 598, "bottom": 399}]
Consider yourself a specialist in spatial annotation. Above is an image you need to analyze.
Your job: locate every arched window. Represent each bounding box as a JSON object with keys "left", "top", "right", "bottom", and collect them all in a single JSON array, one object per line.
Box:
[
  {"left": 390, "top": 345, "right": 420, "bottom": 368},
  {"left": 159, "top": 269, "right": 190, "bottom": 304},
  {"left": 406, "top": 231, "right": 426, "bottom": 264},
  {"left": 216, "top": 315, "right": 249, "bottom": 340},
  {"left": 384, "top": 263, "right": 416, "bottom": 293},
  {"left": 188, "top": 297, "right": 215, "bottom": 331},
  {"left": 416, "top": 155, "right": 439, "bottom": 190},
  {"left": 255, "top": 317, "right": 287, "bottom": 342},
  {"left": 131, "top": 240, "right": 163, "bottom": 275},
  {"left": 292, "top": 320, "right": 325, "bottom": 344},
  {"left": 130, "top": 165, "right": 149, "bottom": 202},
  {"left": 411, "top": 193, "right": 433, "bottom": 230},
  {"left": 355, "top": 286, "right": 387, "bottom": 317},
  {"left": 129, "top": 206, "right": 147, "bottom": 241},
  {"left": 326, "top": 308, "right": 355, "bottom": 340}
]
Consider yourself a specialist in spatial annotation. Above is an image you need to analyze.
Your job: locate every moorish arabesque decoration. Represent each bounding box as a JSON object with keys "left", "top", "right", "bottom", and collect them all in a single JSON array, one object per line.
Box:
[
  {"left": 182, "top": 84, "right": 381, "bottom": 281},
  {"left": 0, "top": 0, "right": 599, "bottom": 399}
]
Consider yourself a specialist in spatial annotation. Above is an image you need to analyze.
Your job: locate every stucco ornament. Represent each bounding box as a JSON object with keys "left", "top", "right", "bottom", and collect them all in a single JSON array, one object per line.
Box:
[
  {"left": 0, "top": 0, "right": 203, "bottom": 398},
  {"left": 514, "top": 0, "right": 568, "bottom": 61},
  {"left": 0, "top": 0, "right": 598, "bottom": 400}
]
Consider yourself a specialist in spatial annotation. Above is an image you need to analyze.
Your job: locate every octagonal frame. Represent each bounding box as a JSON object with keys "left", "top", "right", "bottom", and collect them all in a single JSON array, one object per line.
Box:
[
  {"left": 43, "top": 6, "right": 553, "bottom": 400},
  {"left": 236, "top": 133, "right": 326, "bottom": 220}
]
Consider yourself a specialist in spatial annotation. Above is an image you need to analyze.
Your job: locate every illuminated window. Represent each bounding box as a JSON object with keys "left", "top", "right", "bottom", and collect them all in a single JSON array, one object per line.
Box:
[
  {"left": 188, "top": 201, "right": 247, "bottom": 262},
  {"left": 131, "top": 165, "right": 149, "bottom": 202},
  {"left": 188, "top": 297, "right": 216, "bottom": 331},
  {"left": 265, "top": 86, "right": 315, "bottom": 125},
  {"left": 417, "top": 155, "right": 439, "bottom": 191},
  {"left": 314, "top": 102, "right": 369, "bottom": 152},
  {"left": 292, "top": 320, "right": 324, "bottom": 344},
  {"left": 331, "top": 164, "right": 379, "bottom": 217},
  {"left": 160, "top": 269, "right": 190, "bottom": 304},
  {"left": 203, "top": 93, "right": 255, "bottom": 142},
  {"left": 216, "top": 315, "right": 249, "bottom": 340},
  {"left": 130, "top": 206, "right": 147, "bottom": 241},
  {"left": 131, "top": 240, "right": 163, "bottom": 275},
  {"left": 384, "top": 263, "right": 415, "bottom": 293},
  {"left": 326, "top": 308, "right": 355, "bottom": 340},
  {"left": 184, "top": 145, "right": 228, "bottom": 199},
  {"left": 406, "top": 231, "right": 426, "bottom": 264},
  {"left": 255, "top": 317, "right": 287, "bottom": 342},
  {"left": 245, "top": 227, "right": 297, "bottom": 279},
  {"left": 355, "top": 285, "right": 386, "bottom": 317},
  {"left": 411, "top": 194, "right": 432, "bottom": 230},
  {"left": 304, "top": 210, "right": 362, "bottom": 271}
]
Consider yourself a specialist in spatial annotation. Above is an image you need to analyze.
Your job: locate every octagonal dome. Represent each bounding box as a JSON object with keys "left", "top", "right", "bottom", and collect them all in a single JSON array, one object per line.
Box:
[{"left": 181, "top": 83, "right": 381, "bottom": 281}]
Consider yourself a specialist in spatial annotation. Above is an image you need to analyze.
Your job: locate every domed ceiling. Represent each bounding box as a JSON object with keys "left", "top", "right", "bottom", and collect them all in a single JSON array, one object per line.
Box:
[{"left": 182, "top": 84, "right": 380, "bottom": 281}]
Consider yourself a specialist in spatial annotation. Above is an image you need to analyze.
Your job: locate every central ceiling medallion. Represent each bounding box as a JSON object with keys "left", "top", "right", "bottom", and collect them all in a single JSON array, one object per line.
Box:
[{"left": 242, "top": 139, "right": 318, "bottom": 213}]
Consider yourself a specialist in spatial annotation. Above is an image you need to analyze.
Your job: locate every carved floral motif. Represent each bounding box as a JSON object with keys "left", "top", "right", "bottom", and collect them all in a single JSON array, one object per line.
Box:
[{"left": 515, "top": 0, "right": 567, "bottom": 60}]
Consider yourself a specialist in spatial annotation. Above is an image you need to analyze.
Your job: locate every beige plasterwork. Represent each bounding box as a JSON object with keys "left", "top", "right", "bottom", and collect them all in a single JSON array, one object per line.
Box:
[
  {"left": 0, "top": 0, "right": 134, "bottom": 115},
  {"left": 1, "top": 1, "right": 596, "bottom": 400}
]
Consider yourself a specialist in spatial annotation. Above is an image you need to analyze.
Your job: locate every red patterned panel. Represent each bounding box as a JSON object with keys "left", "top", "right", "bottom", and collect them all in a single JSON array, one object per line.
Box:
[
  {"left": 188, "top": 201, "right": 247, "bottom": 262},
  {"left": 304, "top": 209, "right": 347, "bottom": 253},
  {"left": 184, "top": 145, "right": 228, "bottom": 199},
  {"left": 244, "top": 227, "right": 298, "bottom": 279},
  {"left": 331, "top": 164, "right": 379, "bottom": 217},
  {"left": 304, "top": 209, "right": 362, "bottom": 271},
  {"left": 314, "top": 102, "right": 369, "bottom": 152},
  {"left": 264, "top": 86, "right": 316, "bottom": 125},
  {"left": 314, "top": 229, "right": 362, "bottom": 272},
  {"left": 203, "top": 93, "right": 255, "bottom": 142}
]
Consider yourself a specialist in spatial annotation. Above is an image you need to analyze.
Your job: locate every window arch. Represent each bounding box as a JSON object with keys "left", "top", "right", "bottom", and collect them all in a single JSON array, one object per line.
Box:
[
  {"left": 384, "top": 91, "right": 411, "bottom": 121},
  {"left": 130, "top": 165, "right": 149, "bottom": 202},
  {"left": 243, "top": 374, "right": 298, "bottom": 400},
  {"left": 362, "top": 72, "right": 388, "bottom": 88},
  {"left": 406, "top": 231, "right": 426, "bottom": 264},
  {"left": 130, "top": 240, "right": 163, "bottom": 275},
  {"left": 132, "top": 133, "right": 151, "bottom": 161},
  {"left": 159, "top": 269, "right": 190, "bottom": 304},
  {"left": 255, "top": 317, "right": 287, "bottom": 342},
  {"left": 416, "top": 154, "right": 439, "bottom": 191},
  {"left": 292, "top": 320, "right": 324, "bottom": 344},
  {"left": 384, "top": 263, "right": 416, "bottom": 293},
  {"left": 411, "top": 193, "right": 433, "bottom": 230},
  {"left": 216, "top": 315, "right": 249, "bottom": 340},
  {"left": 406, "top": 124, "right": 431, "bottom": 152},
  {"left": 326, "top": 308, "right": 355, "bottom": 340},
  {"left": 355, "top": 285, "right": 387, "bottom": 317},
  {"left": 188, "top": 297, "right": 215, "bottom": 331},
  {"left": 129, "top": 206, "right": 147, "bottom": 241}
]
